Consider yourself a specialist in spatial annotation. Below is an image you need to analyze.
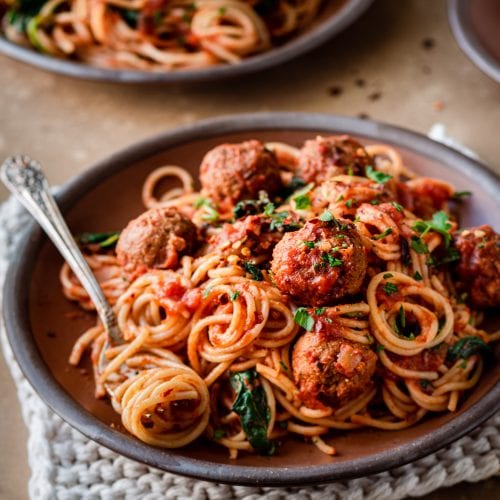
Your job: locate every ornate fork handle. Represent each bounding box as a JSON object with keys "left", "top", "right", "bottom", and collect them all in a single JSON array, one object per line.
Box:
[{"left": 1, "top": 155, "right": 121, "bottom": 344}]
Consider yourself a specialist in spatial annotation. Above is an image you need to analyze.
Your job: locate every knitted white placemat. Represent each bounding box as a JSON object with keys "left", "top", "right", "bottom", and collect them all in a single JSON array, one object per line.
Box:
[{"left": 0, "top": 128, "right": 498, "bottom": 500}]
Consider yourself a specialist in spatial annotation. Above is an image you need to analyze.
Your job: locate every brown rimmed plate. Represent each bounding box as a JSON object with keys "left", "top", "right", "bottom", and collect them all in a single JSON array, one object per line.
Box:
[
  {"left": 3, "top": 113, "right": 500, "bottom": 486},
  {"left": 0, "top": 0, "right": 372, "bottom": 84},
  {"left": 448, "top": 0, "right": 500, "bottom": 83}
]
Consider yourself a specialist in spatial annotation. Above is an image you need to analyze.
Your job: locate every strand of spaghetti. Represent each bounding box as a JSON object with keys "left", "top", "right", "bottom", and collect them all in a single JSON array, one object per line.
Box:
[
  {"left": 142, "top": 166, "right": 195, "bottom": 209},
  {"left": 274, "top": 391, "right": 361, "bottom": 430},
  {"left": 350, "top": 409, "right": 427, "bottom": 430}
]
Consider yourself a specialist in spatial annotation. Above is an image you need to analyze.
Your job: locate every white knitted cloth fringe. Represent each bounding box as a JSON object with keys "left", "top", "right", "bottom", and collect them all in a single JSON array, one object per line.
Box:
[{"left": 0, "top": 127, "right": 498, "bottom": 500}]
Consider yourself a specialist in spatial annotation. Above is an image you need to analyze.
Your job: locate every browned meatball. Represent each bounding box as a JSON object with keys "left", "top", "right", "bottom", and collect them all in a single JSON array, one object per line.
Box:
[
  {"left": 209, "top": 213, "right": 300, "bottom": 260},
  {"left": 116, "top": 207, "right": 198, "bottom": 280},
  {"left": 271, "top": 218, "right": 367, "bottom": 306},
  {"left": 297, "top": 135, "right": 372, "bottom": 184},
  {"left": 199, "top": 140, "right": 282, "bottom": 210},
  {"left": 454, "top": 225, "right": 500, "bottom": 308},
  {"left": 292, "top": 328, "right": 377, "bottom": 409}
]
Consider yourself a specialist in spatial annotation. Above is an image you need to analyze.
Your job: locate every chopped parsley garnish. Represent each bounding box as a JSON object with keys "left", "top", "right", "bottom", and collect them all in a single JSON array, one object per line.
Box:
[
  {"left": 195, "top": 197, "right": 219, "bottom": 222},
  {"left": 78, "top": 231, "right": 120, "bottom": 248},
  {"left": 279, "top": 361, "right": 288, "bottom": 372},
  {"left": 394, "top": 305, "right": 406, "bottom": 333},
  {"left": 268, "top": 210, "right": 300, "bottom": 232},
  {"left": 314, "top": 307, "right": 326, "bottom": 315},
  {"left": 383, "top": 282, "right": 398, "bottom": 296},
  {"left": 366, "top": 165, "right": 392, "bottom": 184},
  {"left": 292, "top": 183, "right": 314, "bottom": 210},
  {"left": 446, "top": 336, "right": 492, "bottom": 363},
  {"left": 420, "top": 379, "right": 430, "bottom": 389},
  {"left": 370, "top": 198, "right": 381, "bottom": 205},
  {"left": 213, "top": 429, "right": 225, "bottom": 440},
  {"left": 451, "top": 191, "right": 472, "bottom": 200},
  {"left": 413, "top": 270, "right": 423, "bottom": 281},
  {"left": 242, "top": 261, "right": 263, "bottom": 281},
  {"left": 391, "top": 201, "right": 403, "bottom": 212},
  {"left": 294, "top": 195, "right": 312, "bottom": 209},
  {"left": 345, "top": 199, "right": 354, "bottom": 208},
  {"left": 383, "top": 272, "right": 393, "bottom": 279},
  {"left": 376, "top": 344, "right": 385, "bottom": 353},
  {"left": 319, "top": 210, "right": 334, "bottom": 222},
  {"left": 264, "top": 202, "right": 275, "bottom": 216},
  {"left": 202, "top": 286, "right": 213, "bottom": 298},
  {"left": 373, "top": 227, "right": 393, "bottom": 240},
  {"left": 410, "top": 235, "right": 429, "bottom": 254},
  {"left": 321, "top": 253, "right": 343, "bottom": 267},
  {"left": 229, "top": 290, "right": 240, "bottom": 301},
  {"left": 294, "top": 307, "right": 314, "bottom": 331},
  {"left": 413, "top": 211, "right": 453, "bottom": 247},
  {"left": 303, "top": 240, "right": 315, "bottom": 249}
]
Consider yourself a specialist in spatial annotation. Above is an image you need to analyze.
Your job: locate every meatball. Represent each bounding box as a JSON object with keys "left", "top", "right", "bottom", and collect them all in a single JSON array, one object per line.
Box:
[
  {"left": 271, "top": 218, "right": 367, "bottom": 306},
  {"left": 209, "top": 213, "right": 300, "bottom": 260},
  {"left": 199, "top": 140, "right": 282, "bottom": 210},
  {"left": 116, "top": 207, "right": 198, "bottom": 280},
  {"left": 454, "top": 225, "right": 500, "bottom": 308},
  {"left": 292, "top": 328, "right": 377, "bottom": 409},
  {"left": 297, "top": 135, "right": 372, "bottom": 184},
  {"left": 403, "top": 177, "right": 454, "bottom": 219},
  {"left": 312, "top": 175, "right": 394, "bottom": 218}
]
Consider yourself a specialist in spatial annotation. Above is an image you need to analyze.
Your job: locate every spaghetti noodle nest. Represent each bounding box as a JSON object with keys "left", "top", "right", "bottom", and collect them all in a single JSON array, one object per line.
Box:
[
  {"left": 65, "top": 135, "right": 498, "bottom": 458},
  {"left": 1, "top": 0, "right": 324, "bottom": 70}
]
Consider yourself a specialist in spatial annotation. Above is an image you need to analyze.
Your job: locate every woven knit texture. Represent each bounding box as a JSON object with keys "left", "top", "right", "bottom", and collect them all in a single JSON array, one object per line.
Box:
[{"left": 0, "top": 128, "right": 498, "bottom": 499}]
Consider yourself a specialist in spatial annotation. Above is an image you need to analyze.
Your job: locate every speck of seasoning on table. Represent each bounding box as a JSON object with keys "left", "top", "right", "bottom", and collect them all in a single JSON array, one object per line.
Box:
[{"left": 328, "top": 85, "right": 343, "bottom": 97}]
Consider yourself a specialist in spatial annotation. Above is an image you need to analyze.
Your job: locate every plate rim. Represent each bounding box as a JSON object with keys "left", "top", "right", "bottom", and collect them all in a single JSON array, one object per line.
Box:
[
  {"left": 448, "top": 0, "right": 500, "bottom": 83},
  {"left": 0, "top": 0, "right": 373, "bottom": 83},
  {"left": 3, "top": 112, "right": 500, "bottom": 486}
]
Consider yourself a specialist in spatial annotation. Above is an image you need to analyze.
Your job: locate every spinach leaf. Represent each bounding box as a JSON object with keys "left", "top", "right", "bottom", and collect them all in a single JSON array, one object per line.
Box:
[
  {"left": 77, "top": 231, "right": 120, "bottom": 248},
  {"left": 6, "top": 0, "right": 46, "bottom": 31},
  {"left": 230, "top": 370, "right": 275, "bottom": 455},
  {"left": 446, "top": 336, "right": 492, "bottom": 363},
  {"left": 241, "top": 261, "right": 263, "bottom": 281}
]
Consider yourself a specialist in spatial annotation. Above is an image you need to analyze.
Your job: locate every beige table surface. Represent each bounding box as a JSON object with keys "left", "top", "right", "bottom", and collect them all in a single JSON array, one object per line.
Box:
[{"left": 0, "top": 1, "right": 499, "bottom": 498}]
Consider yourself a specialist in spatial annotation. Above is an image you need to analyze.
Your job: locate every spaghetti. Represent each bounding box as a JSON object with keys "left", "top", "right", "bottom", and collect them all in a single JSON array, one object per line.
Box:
[
  {"left": 1, "top": 0, "right": 324, "bottom": 70},
  {"left": 64, "top": 135, "right": 499, "bottom": 458}
]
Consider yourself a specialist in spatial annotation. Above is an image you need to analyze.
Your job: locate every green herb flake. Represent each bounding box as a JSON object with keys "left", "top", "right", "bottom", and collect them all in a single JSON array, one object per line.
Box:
[
  {"left": 366, "top": 165, "right": 392, "bottom": 184},
  {"left": 213, "top": 429, "right": 225, "bottom": 440},
  {"left": 413, "top": 270, "right": 423, "bottom": 281},
  {"left": 303, "top": 240, "right": 315, "bottom": 249},
  {"left": 319, "top": 210, "right": 334, "bottom": 222},
  {"left": 345, "top": 199, "right": 354, "bottom": 208},
  {"left": 202, "top": 286, "right": 213, "bottom": 298},
  {"left": 279, "top": 361, "right": 288, "bottom": 372},
  {"left": 373, "top": 227, "right": 393, "bottom": 240},
  {"left": 452, "top": 191, "right": 472, "bottom": 200},
  {"left": 229, "top": 290, "right": 240, "bottom": 301},
  {"left": 376, "top": 344, "right": 385, "bottom": 353},
  {"left": 294, "top": 307, "right": 315, "bottom": 331},
  {"left": 321, "top": 252, "right": 343, "bottom": 267},
  {"left": 242, "top": 261, "right": 263, "bottom": 281},
  {"left": 391, "top": 202, "right": 403, "bottom": 212},
  {"left": 446, "top": 336, "right": 492, "bottom": 363},
  {"left": 411, "top": 236, "right": 429, "bottom": 254},
  {"left": 314, "top": 307, "right": 326, "bottom": 315},
  {"left": 264, "top": 202, "right": 275, "bottom": 216},
  {"left": 383, "top": 282, "right": 398, "bottom": 296},
  {"left": 383, "top": 272, "right": 393, "bottom": 279},
  {"left": 420, "top": 379, "right": 430, "bottom": 389},
  {"left": 412, "top": 211, "right": 453, "bottom": 247},
  {"left": 294, "top": 194, "right": 312, "bottom": 210},
  {"left": 78, "top": 231, "right": 120, "bottom": 248}
]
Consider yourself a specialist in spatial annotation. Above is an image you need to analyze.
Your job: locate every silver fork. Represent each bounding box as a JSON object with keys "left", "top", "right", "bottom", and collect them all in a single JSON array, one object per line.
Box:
[{"left": 0, "top": 155, "right": 122, "bottom": 346}]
